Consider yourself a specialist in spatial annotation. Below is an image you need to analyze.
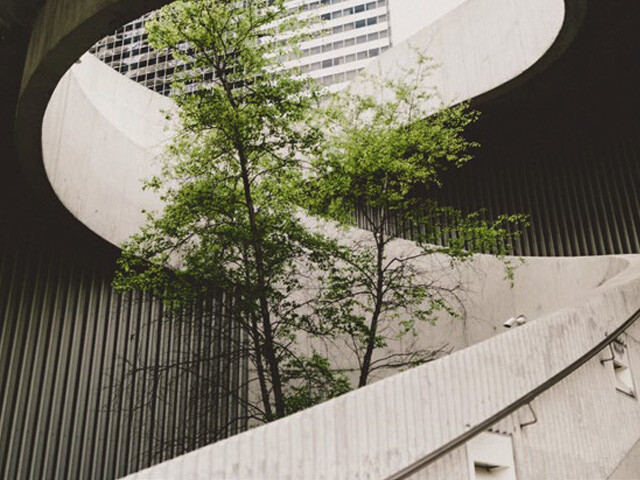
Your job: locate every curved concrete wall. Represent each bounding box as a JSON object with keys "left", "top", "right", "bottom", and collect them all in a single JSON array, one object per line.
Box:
[
  {"left": 365, "top": 0, "right": 568, "bottom": 106},
  {"left": 43, "top": 53, "right": 171, "bottom": 245},
  {"left": 41, "top": 0, "right": 625, "bottom": 259},
  {"left": 39, "top": 0, "right": 640, "bottom": 378},
  {"left": 9, "top": 0, "right": 640, "bottom": 478},
  {"left": 387, "top": 0, "right": 466, "bottom": 45},
  {"left": 9, "top": 0, "right": 640, "bottom": 477},
  {"left": 14, "top": 0, "right": 171, "bottom": 222},
  {"left": 39, "top": 0, "right": 572, "bottom": 249},
  {"left": 41, "top": 54, "right": 634, "bottom": 360},
  {"left": 122, "top": 257, "right": 640, "bottom": 480}
]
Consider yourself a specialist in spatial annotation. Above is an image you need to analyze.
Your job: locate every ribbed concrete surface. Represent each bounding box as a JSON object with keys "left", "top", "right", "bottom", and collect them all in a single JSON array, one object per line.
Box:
[
  {"left": 609, "top": 436, "right": 640, "bottom": 479},
  {"left": 121, "top": 259, "right": 640, "bottom": 479},
  {"left": 0, "top": 221, "right": 247, "bottom": 480}
]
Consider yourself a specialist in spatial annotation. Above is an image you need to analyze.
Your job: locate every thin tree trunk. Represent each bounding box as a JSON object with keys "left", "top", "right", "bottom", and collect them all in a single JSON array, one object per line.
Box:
[
  {"left": 237, "top": 147, "right": 287, "bottom": 418},
  {"left": 248, "top": 310, "right": 275, "bottom": 421},
  {"left": 358, "top": 229, "right": 386, "bottom": 388},
  {"left": 217, "top": 70, "right": 286, "bottom": 418}
]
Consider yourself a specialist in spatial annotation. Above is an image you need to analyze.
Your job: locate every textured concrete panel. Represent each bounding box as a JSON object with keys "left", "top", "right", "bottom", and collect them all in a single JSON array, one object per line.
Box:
[
  {"left": 365, "top": 0, "right": 567, "bottom": 107},
  {"left": 43, "top": 54, "right": 170, "bottom": 246},
  {"left": 121, "top": 257, "right": 640, "bottom": 479},
  {"left": 0, "top": 220, "right": 246, "bottom": 480}
]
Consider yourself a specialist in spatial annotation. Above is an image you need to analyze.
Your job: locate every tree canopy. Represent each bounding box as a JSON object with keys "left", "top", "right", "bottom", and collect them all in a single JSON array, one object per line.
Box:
[
  {"left": 115, "top": 0, "right": 349, "bottom": 429},
  {"left": 113, "top": 1, "right": 528, "bottom": 456},
  {"left": 306, "top": 54, "right": 528, "bottom": 386}
]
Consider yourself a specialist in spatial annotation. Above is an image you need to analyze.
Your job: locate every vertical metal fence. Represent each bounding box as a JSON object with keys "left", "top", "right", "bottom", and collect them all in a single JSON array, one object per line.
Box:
[{"left": 0, "top": 220, "right": 247, "bottom": 480}]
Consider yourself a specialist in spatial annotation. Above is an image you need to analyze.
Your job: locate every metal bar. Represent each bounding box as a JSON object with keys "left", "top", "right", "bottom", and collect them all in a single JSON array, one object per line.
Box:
[
  {"left": 519, "top": 402, "right": 538, "bottom": 429},
  {"left": 385, "top": 307, "right": 640, "bottom": 480},
  {"left": 600, "top": 343, "right": 615, "bottom": 364}
]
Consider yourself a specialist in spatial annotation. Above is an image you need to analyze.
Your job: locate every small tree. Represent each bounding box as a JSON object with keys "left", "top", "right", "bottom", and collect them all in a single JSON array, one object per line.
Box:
[
  {"left": 114, "top": 0, "right": 349, "bottom": 444},
  {"left": 307, "top": 55, "right": 528, "bottom": 387}
]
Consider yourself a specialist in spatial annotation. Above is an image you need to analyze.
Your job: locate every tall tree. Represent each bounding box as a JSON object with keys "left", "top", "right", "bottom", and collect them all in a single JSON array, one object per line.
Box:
[
  {"left": 307, "top": 54, "right": 529, "bottom": 387},
  {"left": 114, "top": 0, "right": 348, "bottom": 440}
]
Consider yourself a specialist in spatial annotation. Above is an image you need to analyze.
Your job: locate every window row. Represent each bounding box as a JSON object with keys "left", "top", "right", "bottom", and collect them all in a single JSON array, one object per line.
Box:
[
  {"left": 290, "top": 0, "right": 353, "bottom": 14},
  {"left": 277, "top": 11, "right": 387, "bottom": 47},
  {"left": 327, "top": 12, "right": 386, "bottom": 34},
  {"left": 299, "top": 44, "right": 388, "bottom": 73},
  {"left": 316, "top": 67, "right": 364, "bottom": 86},
  {"left": 97, "top": 32, "right": 149, "bottom": 51},
  {"left": 97, "top": 12, "right": 388, "bottom": 74},
  {"left": 285, "top": 29, "right": 388, "bottom": 60},
  {"left": 318, "top": 0, "right": 386, "bottom": 22},
  {"left": 93, "top": 1, "right": 387, "bottom": 54}
]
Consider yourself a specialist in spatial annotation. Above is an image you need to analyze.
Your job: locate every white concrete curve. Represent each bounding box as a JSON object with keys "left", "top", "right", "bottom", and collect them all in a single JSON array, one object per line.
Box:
[
  {"left": 42, "top": 54, "right": 172, "bottom": 245},
  {"left": 40, "top": 0, "right": 571, "bottom": 248},
  {"left": 365, "top": 0, "right": 566, "bottom": 106},
  {"left": 120, "top": 256, "right": 640, "bottom": 479}
]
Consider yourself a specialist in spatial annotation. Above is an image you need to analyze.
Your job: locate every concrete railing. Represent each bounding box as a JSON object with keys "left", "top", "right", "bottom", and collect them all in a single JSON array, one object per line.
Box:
[{"left": 120, "top": 257, "right": 640, "bottom": 479}]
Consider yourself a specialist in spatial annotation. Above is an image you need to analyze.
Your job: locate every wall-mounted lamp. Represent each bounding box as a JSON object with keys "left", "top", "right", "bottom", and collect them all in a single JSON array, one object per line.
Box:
[{"left": 503, "top": 314, "right": 527, "bottom": 329}]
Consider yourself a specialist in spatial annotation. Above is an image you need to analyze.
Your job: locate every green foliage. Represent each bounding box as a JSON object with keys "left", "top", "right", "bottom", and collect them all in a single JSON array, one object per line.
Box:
[
  {"left": 281, "top": 352, "right": 351, "bottom": 414},
  {"left": 307, "top": 52, "right": 529, "bottom": 387},
  {"left": 114, "top": 1, "right": 528, "bottom": 441},
  {"left": 114, "top": 0, "right": 345, "bottom": 428}
]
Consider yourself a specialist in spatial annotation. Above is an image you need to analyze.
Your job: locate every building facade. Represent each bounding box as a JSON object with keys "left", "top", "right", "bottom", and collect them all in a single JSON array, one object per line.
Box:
[{"left": 89, "top": 0, "right": 393, "bottom": 95}]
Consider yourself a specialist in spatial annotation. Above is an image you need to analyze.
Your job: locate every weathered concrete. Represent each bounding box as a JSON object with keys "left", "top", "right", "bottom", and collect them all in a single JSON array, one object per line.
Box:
[
  {"left": 13, "top": 0, "right": 171, "bottom": 225},
  {"left": 30, "top": 0, "right": 589, "bottom": 243},
  {"left": 0, "top": 0, "right": 45, "bottom": 33},
  {"left": 387, "top": 0, "right": 466, "bottom": 45},
  {"left": 609, "top": 437, "right": 640, "bottom": 480},
  {"left": 43, "top": 55, "right": 633, "bottom": 368},
  {"left": 40, "top": 0, "right": 566, "bottom": 247},
  {"left": 120, "top": 255, "right": 640, "bottom": 479},
  {"left": 366, "top": 0, "right": 581, "bottom": 107},
  {"left": 303, "top": 219, "right": 632, "bottom": 383},
  {"left": 43, "top": 53, "right": 170, "bottom": 244}
]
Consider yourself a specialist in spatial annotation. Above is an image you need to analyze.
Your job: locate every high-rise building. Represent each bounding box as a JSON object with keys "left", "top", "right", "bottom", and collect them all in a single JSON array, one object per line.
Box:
[
  {"left": 282, "top": 0, "right": 392, "bottom": 89},
  {"left": 89, "top": 0, "right": 393, "bottom": 94},
  {"left": 89, "top": 12, "right": 172, "bottom": 95}
]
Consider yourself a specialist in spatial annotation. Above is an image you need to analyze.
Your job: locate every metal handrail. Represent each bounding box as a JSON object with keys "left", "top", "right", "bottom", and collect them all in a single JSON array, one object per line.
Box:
[{"left": 384, "top": 307, "right": 640, "bottom": 480}]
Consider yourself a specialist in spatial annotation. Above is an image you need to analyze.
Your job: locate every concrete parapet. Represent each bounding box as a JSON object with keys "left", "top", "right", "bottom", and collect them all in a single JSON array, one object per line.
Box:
[{"left": 121, "top": 256, "right": 640, "bottom": 480}]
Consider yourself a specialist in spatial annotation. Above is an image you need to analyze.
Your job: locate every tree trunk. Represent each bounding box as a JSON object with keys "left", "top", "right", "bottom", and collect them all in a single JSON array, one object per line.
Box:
[
  {"left": 248, "top": 310, "right": 274, "bottom": 421},
  {"left": 358, "top": 229, "right": 386, "bottom": 388},
  {"left": 217, "top": 71, "right": 286, "bottom": 418},
  {"left": 237, "top": 146, "right": 287, "bottom": 418}
]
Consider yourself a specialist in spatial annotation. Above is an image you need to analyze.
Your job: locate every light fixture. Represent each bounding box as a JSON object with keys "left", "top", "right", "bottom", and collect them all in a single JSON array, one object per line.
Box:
[{"left": 503, "top": 314, "right": 527, "bottom": 329}]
